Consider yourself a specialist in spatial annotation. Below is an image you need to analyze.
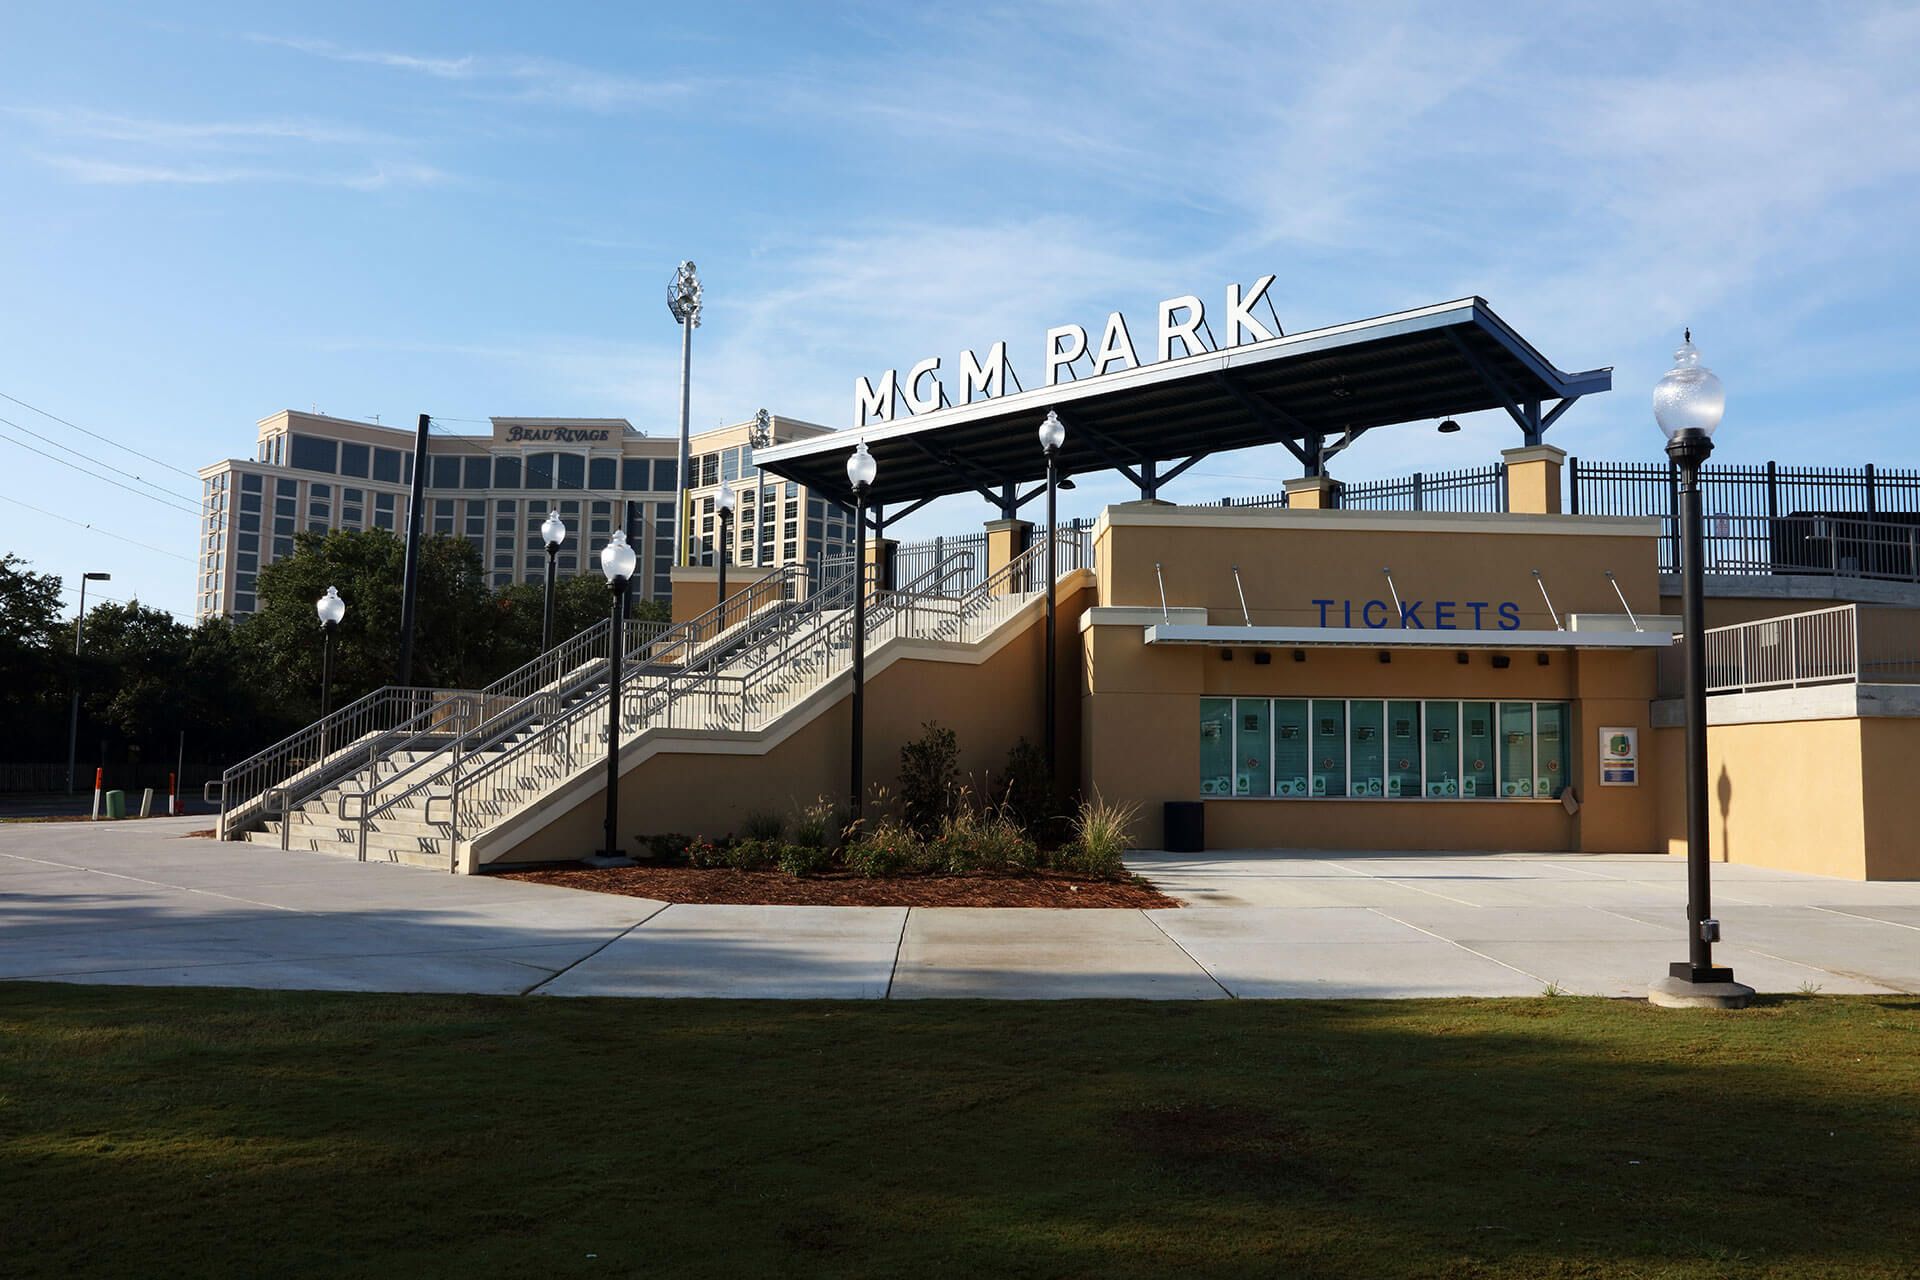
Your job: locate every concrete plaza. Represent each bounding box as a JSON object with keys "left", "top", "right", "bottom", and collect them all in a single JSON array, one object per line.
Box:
[{"left": 2, "top": 816, "right": 1916, "bottom": 999}]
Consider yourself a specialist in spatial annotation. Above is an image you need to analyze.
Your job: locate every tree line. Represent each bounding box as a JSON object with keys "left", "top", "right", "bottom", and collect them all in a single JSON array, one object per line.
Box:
[{"left": 0, "top": 529, "right": 667, "bottom": 788}]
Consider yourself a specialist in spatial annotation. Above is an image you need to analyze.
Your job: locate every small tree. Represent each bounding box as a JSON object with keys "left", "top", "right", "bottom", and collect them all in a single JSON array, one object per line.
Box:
[{"left": 898, "top": 721, "right": 959, "bottom": 837}]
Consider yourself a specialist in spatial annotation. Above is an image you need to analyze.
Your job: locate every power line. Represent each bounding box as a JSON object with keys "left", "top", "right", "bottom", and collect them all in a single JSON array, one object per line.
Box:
[
  {"left": 0, "top": 491, "right": 194, "bottom": 562},
  {"left": 0, "top": 388, "right": 203, "bottom": 482},
  {"left": 0, "top": 412, "right": 198, "bottom": 504},
  {"left": 0, "top": 425, "right": 200, "bottom": 516}
]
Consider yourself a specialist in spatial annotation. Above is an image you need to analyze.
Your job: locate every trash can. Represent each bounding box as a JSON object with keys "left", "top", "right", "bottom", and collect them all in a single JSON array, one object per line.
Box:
[
  {"left": 1163, "top": 800, "right": 1204, "bottom": 853},
  {"left": 104, "top": 789, "right": 126, "bottom": 820}
]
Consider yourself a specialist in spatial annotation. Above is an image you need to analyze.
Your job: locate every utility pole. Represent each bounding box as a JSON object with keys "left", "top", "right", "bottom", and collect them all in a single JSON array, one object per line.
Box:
[
  {"left": 397, "top": 412, "right": 430, "bottom": 686},
  {"left": 65, "top": 571, "right": 110, "bottom": 793}
]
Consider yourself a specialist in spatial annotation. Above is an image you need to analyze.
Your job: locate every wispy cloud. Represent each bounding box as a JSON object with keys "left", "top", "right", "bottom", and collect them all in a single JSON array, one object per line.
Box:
[
  {"left": 8, "top": 106, "right": 388, "bottom": 149},
  {"left": 247, "top": 33, "right": 702, "bottom": 112},
  {"left": 39, "top": 154, "right": 452, "bottom": 189}
]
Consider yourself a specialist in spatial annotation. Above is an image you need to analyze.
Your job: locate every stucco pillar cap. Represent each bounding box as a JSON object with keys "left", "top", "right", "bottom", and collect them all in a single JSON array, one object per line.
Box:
[{"left": 1500, "top": 444, "right": 1569, "bottom": 466}]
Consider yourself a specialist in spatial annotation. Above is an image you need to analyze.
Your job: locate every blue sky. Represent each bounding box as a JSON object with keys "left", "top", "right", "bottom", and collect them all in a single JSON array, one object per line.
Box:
[{"left": 3, "top": 2, "right": 1919, "bottom": 618}]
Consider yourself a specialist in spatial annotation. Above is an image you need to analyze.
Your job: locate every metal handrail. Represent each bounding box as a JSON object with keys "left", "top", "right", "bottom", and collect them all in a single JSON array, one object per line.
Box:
[
  {"left": 217, "top": 685, "right": 450, "bottom": 838},
  {"left": 421, "top": 540, "right": 1053, "bottom": 856}
]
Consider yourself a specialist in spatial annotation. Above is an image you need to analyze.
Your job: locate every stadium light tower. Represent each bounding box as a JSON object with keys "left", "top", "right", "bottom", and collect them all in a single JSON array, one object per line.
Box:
[{"left": 667, "top": 261, "right": 703, "bottom": 568}]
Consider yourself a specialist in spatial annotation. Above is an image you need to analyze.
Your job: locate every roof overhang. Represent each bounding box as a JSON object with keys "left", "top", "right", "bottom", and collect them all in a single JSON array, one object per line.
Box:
[
  {"left": 756, "top": 296, "right": 1611, "bottom": 508},
  {"left": 1145, "top": 624, "right": 1671, "bottom": 652}
]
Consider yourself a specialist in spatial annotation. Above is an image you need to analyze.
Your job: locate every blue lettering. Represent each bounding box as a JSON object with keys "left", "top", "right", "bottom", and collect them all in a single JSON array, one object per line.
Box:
[
  {"left": 1498, "top": 602, "right": 1521, "bottom": 630},
  {"left": 1467, "top": 601, "right": 1488, "bottom": 628},
  {"left": 1342, "top": 600, "right": 1353, "bottom": 627},
  {"left": 1362, "top": 599, "right": 1388, "bottom": 628},
  {"left": 1313, "top": 598, "right": 1333, "bottom": 627},
  {"left": 1435, "top": 600, "right": 1456, "bottom": 629},
  {"left": 1399, "top": 600, "right": 1424, "bottom": 629}
]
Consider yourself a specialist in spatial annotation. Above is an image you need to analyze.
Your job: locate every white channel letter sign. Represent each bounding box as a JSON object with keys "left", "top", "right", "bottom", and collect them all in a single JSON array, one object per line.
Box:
[{"left": 853, "top": 275, "right": 1277, "bottom": 426}]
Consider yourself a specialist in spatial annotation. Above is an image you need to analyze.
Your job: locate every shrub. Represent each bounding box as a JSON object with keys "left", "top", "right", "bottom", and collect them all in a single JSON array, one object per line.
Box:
[
  {"left": 1057, "top": 796, "right": 1139, "bottom": 879},
  {"left": 686, "top": 835, "right": 729, "bottom": 869},
  {"left": 995, "top": 738, "right": 1062, "bottom": 843},
  {"left": 740, "top": 811, "right": 785, "bottom": 842},
  {"left": 898, "top": 721, "right": 959, "bottom": 837},
  {"left": 844, "top": 819, "right": 921, "bottom": 877},
  {"left": 777, "top": 843, "right": 835, "bottom": 877},
  {"left": 925, "top": 806, "right": 1040, "bottom": 874},
  {"left": 725, "top": 837, "right": 780, "bottom": 871},
  {"left": 643, "top": 833, "right": 693, "bottom": 864}
]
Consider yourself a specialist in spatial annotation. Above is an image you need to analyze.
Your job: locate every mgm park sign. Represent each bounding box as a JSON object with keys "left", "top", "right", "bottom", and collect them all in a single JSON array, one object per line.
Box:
[{"left": 854, "top": 275, "right": 1280, "bottom": 427}]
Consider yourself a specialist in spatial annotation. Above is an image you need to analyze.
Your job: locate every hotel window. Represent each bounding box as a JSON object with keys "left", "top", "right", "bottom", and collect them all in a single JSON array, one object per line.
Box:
[
  {"left": 557, "top": 453, "right": 585, "bottom": 493},
  {"left": 373, "top": 448, "right": 401, "bottom": 483},
  {"left": 289, "top": 434, "right": 337, "bottom": 473},
  {"left": 1204, "top": 699, "right": 1571, "bottom": 800},
  {"left": 242, "top": 473, "right": 262, "bottom": 494},
  {"left": 432, "top": 456, "right": 461, "bottom": 488},
  {"left": 340, "top": 443, "right": 370, "bottom": 478},
  {"left": 655, "top": 460, "right": 678, "bottom": 491},
  {"left": 525, "top": 452, "right": 554, "bottom": 490},
  {"left": 464, "top": 456, "right": 491, "bottom": 489},
  {"left": 589, "top": 457, "right": 616, "bottom": 491},
  {"left": 623, "top": 459, "right": 649, "bottom": 491},
  {"left": 494, "top": 455, "right": 521, "bottom": 489}
]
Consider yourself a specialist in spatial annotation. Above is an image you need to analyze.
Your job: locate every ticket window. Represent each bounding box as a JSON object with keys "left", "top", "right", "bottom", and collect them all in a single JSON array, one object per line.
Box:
[
  {"left": 1349, "top": 700, "right": 1385, "bottom": 798},
  {"left": 1199, "top": 698, "right": 1233, "bottom": 797},
  {"left": 1499, "top": 702, "right": 1535, "bottom": 798},
  {"left": 1271, "top": 698, "right": 1310, "bottom": 797},
  {"left": 1235, "top": 698, "right": 1272, "bottom": 797},
  {"left": 1423, "top": 700, "right": 1459, "bottom": 796},
  {"left": 1386, "top": 700, "right": 1421, "bottom": 799},
  {"left": 1311, "top": 699, "right": 1347, "bottom": 797},
  {"left": 1461, "top": 701, "right": 1496, "bottom": 799},
  {"left": 1535, "top": 702, "right": 1570, "bottom": 799}
]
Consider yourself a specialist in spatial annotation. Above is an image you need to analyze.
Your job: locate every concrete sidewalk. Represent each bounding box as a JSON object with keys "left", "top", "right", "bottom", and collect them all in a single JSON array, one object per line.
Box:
[{"left": 2, "top": 818, "right": 1916, "bottom": 999}]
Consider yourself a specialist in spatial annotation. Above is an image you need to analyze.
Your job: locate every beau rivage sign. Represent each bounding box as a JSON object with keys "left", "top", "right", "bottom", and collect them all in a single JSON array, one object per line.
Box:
[
  {"left": 853, "top": 275, "right": 1280, "bottom": 427},
  {"left": 495, "top": 424, "right": 617, "bottom": 445}
]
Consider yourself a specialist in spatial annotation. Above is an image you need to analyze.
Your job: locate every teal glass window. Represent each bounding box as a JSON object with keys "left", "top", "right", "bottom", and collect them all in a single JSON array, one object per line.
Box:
[
  {"left": 1311, "top": 699, "right": 1346, "bottom": 797},
  {"left": 1462, "top": 701, "right": 1496, "bottom": 799},
  {"left": 1271, "top": 698, "right": 1310, "bottom": 797},
  {"left": 1499, "top": 702, "right": 1535, "bottom": 798},
  {"left": 1349, "top": 699, "right": 1385, "bottom": 798},
  {"left": 1535, "top": 702, "right": 1570, "bottom": 799},
  {"left": 1199, "top": 698, "right": 1233, "bottom": 797},
  {"left": 1423, "top": 700, "right": 1460, "bottom": 797},
  {"left": 1235, "top": 698, "right": 1271, "bottom": 797},
  {"left": 1386, "top": 700, "right": 1421, "bottom": 798}
]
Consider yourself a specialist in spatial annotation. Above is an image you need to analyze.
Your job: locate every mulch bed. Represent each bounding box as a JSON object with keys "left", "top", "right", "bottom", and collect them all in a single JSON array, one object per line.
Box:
[{"left": 498, "top": 863, "right": 1181, "bottom": 908}]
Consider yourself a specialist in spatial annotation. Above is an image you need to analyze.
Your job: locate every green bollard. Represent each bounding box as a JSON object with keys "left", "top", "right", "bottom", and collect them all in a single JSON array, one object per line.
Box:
[{"left": 104, "top": 790, "right": 126, "bottom": 820}]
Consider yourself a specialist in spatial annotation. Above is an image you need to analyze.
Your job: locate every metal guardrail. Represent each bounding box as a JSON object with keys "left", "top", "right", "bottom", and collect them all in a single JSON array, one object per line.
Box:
[
  {"left": 1685, "top": 603, "right": 1920, "bottom": 695},
  {"left": 1659, "top": 512, "right": 1920, "bottom": 582}
]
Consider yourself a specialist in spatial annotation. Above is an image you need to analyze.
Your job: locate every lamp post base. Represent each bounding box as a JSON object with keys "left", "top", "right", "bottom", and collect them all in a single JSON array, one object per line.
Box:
[
  {"left": 583, "top": 851, "right": 635, "bottom": 869},
  {"left": 1648, "top": 974, "right": 1755, "bottom": 1010}
]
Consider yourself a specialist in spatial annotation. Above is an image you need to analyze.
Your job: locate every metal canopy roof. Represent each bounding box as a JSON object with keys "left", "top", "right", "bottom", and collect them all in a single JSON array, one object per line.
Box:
[{"left": 754, "top": 296, "right": 1611, "bottom": 512}]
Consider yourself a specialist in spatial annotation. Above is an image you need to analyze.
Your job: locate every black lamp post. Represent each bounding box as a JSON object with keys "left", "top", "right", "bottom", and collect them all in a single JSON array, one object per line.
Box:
[
  {"left": 716, "top": 481, "right": 736, "bottom": 611},
  {"left": 540, "top": 510, "right": 566, "bottom": 653},
  {"left": 315, "top": 586, "right": 346, "bottom": 755},
  {"left": 847, "top": 441, "right": 877, "bottom": 826},
  {"left": 590, "top": 530, "right": 637, "bottom": 866},
  {"left": 1038, "top": 410, "right": 1066, "bottom": 787},
  {"left": 1650, "top": 331, "right": 1751, "bottom": 1009}
]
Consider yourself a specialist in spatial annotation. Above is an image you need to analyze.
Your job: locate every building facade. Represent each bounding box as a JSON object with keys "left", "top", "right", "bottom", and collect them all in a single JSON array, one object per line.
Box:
[{"left": 194, "top": 409, "right": 846, "bottom": 620}]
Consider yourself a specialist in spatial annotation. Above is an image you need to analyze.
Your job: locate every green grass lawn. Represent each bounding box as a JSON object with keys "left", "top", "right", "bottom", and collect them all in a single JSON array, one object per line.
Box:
[{"left": 2, "top": 986, "right": 1916, "bottom": 1278}]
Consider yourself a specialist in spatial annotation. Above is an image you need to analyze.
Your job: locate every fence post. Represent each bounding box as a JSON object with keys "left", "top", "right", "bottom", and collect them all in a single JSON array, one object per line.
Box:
[
  {"left": 1766, "top": 460, "right": 1778, "bottom": 520},
  {"left": 1667, "top": 463, "right": 1681, "bottom": 575},
  {"left": 1567, "top": 457, "right": 1579, "bottom": 514},
  {"left": 1866, "top": 463, "right": 1878, "bottom": 520}
]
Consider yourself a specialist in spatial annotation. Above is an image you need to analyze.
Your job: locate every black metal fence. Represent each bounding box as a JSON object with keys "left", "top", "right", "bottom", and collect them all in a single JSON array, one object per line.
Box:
[{"left": 885, "top": 459, "right": 1920, "bottom": 585}]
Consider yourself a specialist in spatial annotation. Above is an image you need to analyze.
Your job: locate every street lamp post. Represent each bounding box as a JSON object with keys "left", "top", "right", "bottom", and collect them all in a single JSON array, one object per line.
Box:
[
  {"left": 590, "top": 530, "right": 638, "bottom": 867},
  {"left": 1649, "top": 331, "right": 1752, "bottom": 1010},
  {"left": 749, "top": 408, "right": 773, "bottom": 568},
  {"left": 316, "top": 586, "right": 346, "bottom": 756},
  {"left": 1038, "top": 410, "right": 1066, "bottom": 789},
  {"left": 64, "top": 571, "right": 110, "bottom": 794},
  {"left": 540, "top": 510, "right": 567, "bottom": 654},
  {"left": 716, "top": 482, "right": 736, "bottom": 610},
  {"left": 846, "top": 441, "right": 877, "bottom": 826}
]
